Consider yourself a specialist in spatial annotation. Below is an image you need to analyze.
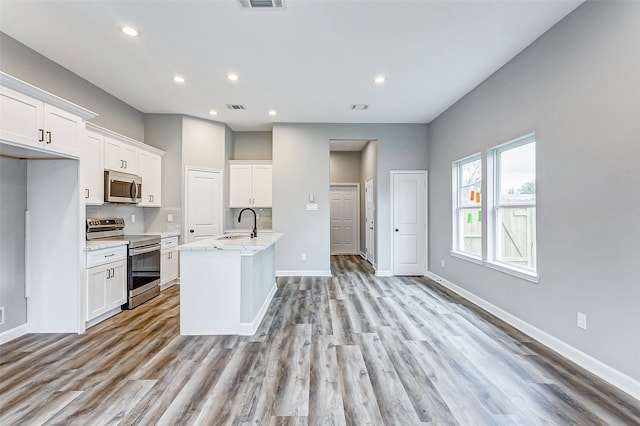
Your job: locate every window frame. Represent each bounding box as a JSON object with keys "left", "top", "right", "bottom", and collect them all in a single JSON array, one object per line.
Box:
[
  {"left": 487, "top": 133, "right": 538, "bottom": 282},
  {"left": 451, "top": 152, "right": 483, "bottom": 263}
]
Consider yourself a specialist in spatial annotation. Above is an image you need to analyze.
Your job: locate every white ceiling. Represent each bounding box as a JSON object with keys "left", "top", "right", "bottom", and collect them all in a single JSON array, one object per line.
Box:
[{"left": 0, "top": 0, "right": 583, "bottom": 131}]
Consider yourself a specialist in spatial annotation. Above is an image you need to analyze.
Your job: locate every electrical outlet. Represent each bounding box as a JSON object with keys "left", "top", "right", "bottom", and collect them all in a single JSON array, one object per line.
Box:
[
  {"left": 577, "top": 312, "right": 587, "bottom": 330},
  {"left": 167, "top": 213, "right": 174, "bottom": 222},
  {"left": 0, "top": 306, "right": 4, "bottom": 326},
  {"left": 131, "top": 214, "right": 136, "bottom": 223},
  {"left": 301, "top": 253, "right": 306, "bottom": 261},
  {"left": 441, "top": 259, "right": 445, "bottom": 268}
]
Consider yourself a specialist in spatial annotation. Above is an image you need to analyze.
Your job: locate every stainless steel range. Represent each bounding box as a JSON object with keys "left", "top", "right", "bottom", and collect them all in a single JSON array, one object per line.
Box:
[{"left": 86, "top": 218, "right": 161, "bottom": 309}]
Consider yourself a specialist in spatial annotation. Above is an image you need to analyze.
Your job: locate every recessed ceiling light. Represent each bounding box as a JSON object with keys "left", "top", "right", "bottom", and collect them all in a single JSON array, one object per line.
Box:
[
  {"left": 374, "top": 76, "right": 385, "bottom": 84},
  {"left": 227, "top": 74, "right": 239, "bottom": 81},
  {"left": 120, "top": 26, "right": 139, "bottom": 37},
  {"left": 209, "top": 110, "right": 218, "bottom": 115},
  {"left": 173, "top": 75, "right": 185, "bottom": 84},
  {"left": 268, "top": 110, "right": 277, "bottom": 116}
]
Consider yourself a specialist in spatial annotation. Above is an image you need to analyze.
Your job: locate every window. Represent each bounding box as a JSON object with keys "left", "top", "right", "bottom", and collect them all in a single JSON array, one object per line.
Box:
[
  {"left": 489, "top": 134, "right": 537, "bottom": 277},
  {"left": 452, "top": 154, "right": 482, "bottom": 259}
]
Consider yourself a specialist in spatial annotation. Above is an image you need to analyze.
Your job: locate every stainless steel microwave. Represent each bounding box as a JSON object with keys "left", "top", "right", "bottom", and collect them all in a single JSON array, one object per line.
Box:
[{"left": 104, "top": 170, "right": 142, "bottom": 204}]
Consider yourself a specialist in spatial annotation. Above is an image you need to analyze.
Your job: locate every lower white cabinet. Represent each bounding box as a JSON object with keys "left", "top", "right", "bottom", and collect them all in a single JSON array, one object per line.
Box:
[
  {"left": 161, "top": 236, "right": 179, "bottom": 289},
  {"left": 86, "top": 246, "right": 127, "bottom": 323}
]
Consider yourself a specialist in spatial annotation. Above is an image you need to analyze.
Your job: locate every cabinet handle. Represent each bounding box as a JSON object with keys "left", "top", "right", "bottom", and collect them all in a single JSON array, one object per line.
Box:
[
  {"left": 105, "top": 253, "right": 115, "bottom": 257},
  {"left": 111, "top": 267, "right": 115, "bottom": 277},
  {"left": 106, "top": 268, "right": 111, "bottom": 279},
  {"left": 124, "top": 160, "right": 128, "bottom": 169},
  {"left": 85, "top": 188, "right": 90, "bottom": 199},
  {"left": 120, "top": 160, "right": 124, "bottom": 169},
  {"left": 38, "top": 128, "right": 45, "bottom": 142},
  {"left": 46, "top": 131, "right": 52, "bottom": 144}
]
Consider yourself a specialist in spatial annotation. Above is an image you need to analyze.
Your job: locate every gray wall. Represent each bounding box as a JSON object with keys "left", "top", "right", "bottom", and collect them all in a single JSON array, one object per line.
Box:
[
  {"left": 0, "top": 157, "right": 27, "bottom": 332},
  {"left": 273, "top": 123, "right": 427, "bottom": 274},
  {"left": 427, "top": 1, "right": 640, "bottom": 380},
  {"left": 182, "top": 116, "right": 227, "bottom": 170},
  {"left": 233, "top": 131, "right": 272, "bottom": 160},
  {"left": 330, "top": 151, "right": 361, "bottom": 183},
  {"left": 360, "top": 141, "right": 377, "bottom": 260},
  {"left": 0, "top": 33, "right": 144, "bottom": 141}
]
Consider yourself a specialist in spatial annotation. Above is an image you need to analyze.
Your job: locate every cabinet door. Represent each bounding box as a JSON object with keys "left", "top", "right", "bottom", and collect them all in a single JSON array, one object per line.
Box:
[
  {"left": 251, "top": 165, "right": 272, "bottom": 207},
  {"left": 107, "top": 260, "right": 127, "bottom": 308},
  {"left": 160, "top": 250, "right": 170, "bottom": 285},
  {"left": 43, "top": 103, "right": 82, "bottom": 158},
  {"left": 138, "top": 150, "right": 162, "bottom": 207},
  {"left": 229, "top": 164, "right": 252, "bottom": 207},
  {"left": 121, "top": 144, "right": 139, "bottom": 174},
  {"left": 83, "top": 131, "right": 104, "bottom": 204},
  {"left": 104, "top": 136, "right": 124, "bottom": 171},
  {"left": 0, "top": 85, "right": 44, "bottom": 148},
  {"left": 167, "top": 250, "right": 179, "bottom": 282},
  {"left": 87, "top": 266, "right": 108, "bottom": 321}
]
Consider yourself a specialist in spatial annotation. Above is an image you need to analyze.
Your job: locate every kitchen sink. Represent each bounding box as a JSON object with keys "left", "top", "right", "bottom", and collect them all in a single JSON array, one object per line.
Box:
[{"left": 215, "top": 234, "right": 247, "bottom": 240}]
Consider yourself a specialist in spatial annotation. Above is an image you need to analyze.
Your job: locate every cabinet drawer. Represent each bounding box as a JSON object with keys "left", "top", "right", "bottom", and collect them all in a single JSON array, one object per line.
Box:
[
  {"left": 161, "top": 236, "right": 179, "bottom": 250},
  {"left": 86, "top": 246, "right": 127, "bottom": 268}
]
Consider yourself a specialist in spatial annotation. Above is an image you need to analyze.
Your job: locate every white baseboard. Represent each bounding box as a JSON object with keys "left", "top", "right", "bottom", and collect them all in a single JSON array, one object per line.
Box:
[
  {"left": 239, "top": 283, "right": 277, "bottom": 336},
  {"left": 425, "top": 271, "right": 640, "bottom": 401},
  {"left": 85, "top": 307, "right": 122, "bottom": 329},
  {"left": 276, "top": 270, "right": 332, "bottom": 277},
  {"left": 376, "top": 269, "right": 392, "bottom": 277},
  {"left": 160, "top": 279, "right": 178, "bottom": 291},
  {"left": 0, "top": 323, "right": 29, "bottom": 345}
]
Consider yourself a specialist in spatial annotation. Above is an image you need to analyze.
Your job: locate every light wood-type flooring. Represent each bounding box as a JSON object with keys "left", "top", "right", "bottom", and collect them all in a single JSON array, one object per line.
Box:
[{"left": 1, "top": 255, "right": 639, "bottom": 425}]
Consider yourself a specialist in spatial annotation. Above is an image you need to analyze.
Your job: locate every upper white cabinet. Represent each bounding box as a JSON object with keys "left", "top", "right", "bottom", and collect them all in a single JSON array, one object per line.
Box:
[
  {"left": 0, "top": 73, "right": 95, "bottom": 158},
  {"left": 105, "top": 136, "right": 139, "bottom": 174},
  {"left": 82, "top": 130, "right": 105, "bottom": 204},
  {"left": 229, "top": 161, "right": 272, "bottom": 208},
  {"left": 138, "top": 150, "right": 162, "bottom": 207}
]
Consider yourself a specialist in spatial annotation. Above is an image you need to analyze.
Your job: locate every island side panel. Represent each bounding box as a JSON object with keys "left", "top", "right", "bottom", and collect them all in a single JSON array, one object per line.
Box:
[
  {"left": 180, "top": 251, "right": 242, "bottom": 335},
  {"left": 240, "top": 244, "right": 277, "bottom": 332}
]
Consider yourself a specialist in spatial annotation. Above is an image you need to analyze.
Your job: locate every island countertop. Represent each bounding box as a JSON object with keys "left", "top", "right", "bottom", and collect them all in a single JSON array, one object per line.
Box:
[{"left": 177, "top": 232, "right": 282, "bottom": 252}]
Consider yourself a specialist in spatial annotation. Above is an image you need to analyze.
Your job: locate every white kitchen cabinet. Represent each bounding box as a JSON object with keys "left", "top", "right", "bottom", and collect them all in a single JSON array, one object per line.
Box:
[
  {"left": 229, "top": 162, "right": 272, "bottom": 208},
  {"left": 86, "top": 246, "right": 127, "bottom": 324},
  {"left": 0, "top": 83, "right": 86, "bottom": 158},
  {"left": 82, "top": 130, "right": 104, "bottom": 204},
  {"left": 138, "top": 150, "right": 162, "bottom": 207},
  {"left": 104, "top": 136, "right": 139, "bottom": 174},
  {"left": 160, "top": 236, "right": 179, "bottom": 289}
]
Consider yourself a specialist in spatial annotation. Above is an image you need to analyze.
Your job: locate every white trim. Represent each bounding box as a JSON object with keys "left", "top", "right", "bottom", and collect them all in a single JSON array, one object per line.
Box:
[
  {"left": 239, "top": 282, "right": 277, "bottom": 335},
  {"left": 450, "top": 250, "right": 484, "bottom": 265},
  {"left": 390, "top": 170, "right": 428, "bottom": 276},
  {"left": 485, "top": 260, "right": 539, "bottom": 283},
  {"left": 276, "top": 270, "right": 332, "bottom": 277},
  {"left": 425, "top": 271, "right": 640, "bottom": 401},
  {"left": 0, "top": 323, "right": 29, "bottom": 345},
  {"left": 86, "top": 122, "right": 165, "bottom": 156},
  {"left": 329, "top": 183, "right": 360, "bottom": 255},
  {"left": 160, "top": 280, "right": 178, "bottom": 291},
  {"left": 228, "top": 159, "right": 272, "bottom": 165},
  {"left": 375, "top": 270, "right": 392, "bottom": 277}
]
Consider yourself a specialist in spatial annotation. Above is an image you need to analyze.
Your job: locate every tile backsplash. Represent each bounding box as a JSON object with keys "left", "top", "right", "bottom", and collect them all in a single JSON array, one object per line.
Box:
[
  {"left": 227, "top": 208, "right": 272, "bottom": 231},
  {"left": 86, "top": 205, "right": 182, "bottom": 235}
]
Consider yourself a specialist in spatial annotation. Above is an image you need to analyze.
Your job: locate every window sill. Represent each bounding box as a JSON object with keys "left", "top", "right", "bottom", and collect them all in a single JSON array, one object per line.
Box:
[
  {"left": 450, "top": 251, "right": 484, "bottom": 265},
  {"left": 485, "top": 261, "right": 539, "bottom": 283}
]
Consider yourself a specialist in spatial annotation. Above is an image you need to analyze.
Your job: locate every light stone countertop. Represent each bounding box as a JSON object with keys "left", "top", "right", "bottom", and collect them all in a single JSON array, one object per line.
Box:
[
  {"left": 178, "top": 233, "right": 282, "bottom": 252},
  {"left": 159, "top": 231, "right": 181, "bottom": 238},
  {"left": 84, "top": 240, "right": 128, "bottom": 251}
]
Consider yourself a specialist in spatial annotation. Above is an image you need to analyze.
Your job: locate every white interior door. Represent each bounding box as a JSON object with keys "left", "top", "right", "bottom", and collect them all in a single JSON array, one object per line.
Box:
[
  {"left": 392, "top": 171, "right": 427, "bottom": 275},
  {"left": 330, "top": 185, "right": 358, "bottom": 255},
  {"left": 185, "top": 168, "right": 222, "bottom": 243},
  {"left": 365, "top": 178, "right": 375, "bottom": 264}
]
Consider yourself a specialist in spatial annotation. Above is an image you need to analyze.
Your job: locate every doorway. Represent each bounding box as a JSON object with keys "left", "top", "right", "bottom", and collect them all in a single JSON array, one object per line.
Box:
[
  {"left": 184, "top": 168, "right": 222, "bottom": 243},
  {"left": 391, "top": 170, "right": 428, "bottom": 276},
  {"left": 330, "top": 184, "right": 359, "bottom": 255},
  {"left": 365, "top": 177, "right": 375, "bottom": 264}
]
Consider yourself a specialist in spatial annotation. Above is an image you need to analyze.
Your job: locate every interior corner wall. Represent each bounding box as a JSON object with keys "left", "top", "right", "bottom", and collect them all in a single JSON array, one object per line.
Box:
[
  {"left": 181, "top": 116, "right": 227, "bottom": 171},
  {"left": 360, "top": 141, "right": 377, "bottom": 261},
  {"left": 427, "top": 1, "right": 640, "bottom": 381},
  {"left": 233, "top": 131, "right": 272, "bottom": 160},
  {"left": 0, "top": 32, "right": 144, "bottom": 141},
  {"left": 273, "top": 124, "right": 427, "bottom": 274},
  {"left": 144, "top": 114, "right": 183, "bottom": 209},
  {"left": 330, "top": 151, "right": 361, "bottom": 183}
]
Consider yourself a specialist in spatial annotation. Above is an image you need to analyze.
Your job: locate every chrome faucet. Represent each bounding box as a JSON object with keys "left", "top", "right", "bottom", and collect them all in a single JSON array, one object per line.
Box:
[{"left": 238, "top": 208, "right": 258, "bottom": 238}]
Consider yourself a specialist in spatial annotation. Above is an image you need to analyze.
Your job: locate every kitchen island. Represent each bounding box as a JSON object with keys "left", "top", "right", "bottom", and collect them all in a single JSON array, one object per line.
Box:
[{"left": 177, "top": 233, "right": 282, "bottom": 335}]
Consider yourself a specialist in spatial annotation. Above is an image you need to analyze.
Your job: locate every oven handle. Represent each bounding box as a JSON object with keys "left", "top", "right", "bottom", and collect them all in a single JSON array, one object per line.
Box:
[{"left": 129, "top": 244, "right": 161, "bottom": 256}]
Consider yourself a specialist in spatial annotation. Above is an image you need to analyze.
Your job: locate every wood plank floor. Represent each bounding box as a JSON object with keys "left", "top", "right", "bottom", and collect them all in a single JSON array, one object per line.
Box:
[{"left": 1, "top": 255, "right": 639, "bottom": 425}]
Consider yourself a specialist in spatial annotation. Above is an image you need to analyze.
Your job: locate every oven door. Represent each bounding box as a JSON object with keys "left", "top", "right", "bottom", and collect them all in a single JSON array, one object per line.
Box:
[{"left": 127, "top": 244, "right": 161, "bottom": 307}]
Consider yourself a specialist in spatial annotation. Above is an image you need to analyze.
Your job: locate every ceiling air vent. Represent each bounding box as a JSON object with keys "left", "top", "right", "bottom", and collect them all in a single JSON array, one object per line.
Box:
[
  {"left": 226, "top": 104, "right": 246, "bottom": 110},
  {"left": 238, "top": 0, "right": 284, "bottom": 9},
  {"left": 351, "top": 104, "right": 369, "bottom": 110}
]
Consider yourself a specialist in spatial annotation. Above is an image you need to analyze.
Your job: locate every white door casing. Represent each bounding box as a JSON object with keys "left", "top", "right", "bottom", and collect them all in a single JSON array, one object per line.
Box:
[
  {"left": 330, "top": 184, "right": 359, "bottom": 255},
  {"left": 391, "top": 171, "right": 427, "bottom": 276},
  {"left": 365, "top": 178, "right": 375, "bottom": 264},
  {"left": 185, "top": 168, "right": 222, "bottom": 243}
]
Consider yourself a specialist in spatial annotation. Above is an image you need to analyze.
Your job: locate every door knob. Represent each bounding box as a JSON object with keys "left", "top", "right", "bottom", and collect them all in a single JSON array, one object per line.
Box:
[
  {"left": 189, "top": 229, "right": 195, "bottom": 233},
  {"left": 395, "top": 228, "right": 399, "bottom": 232}
]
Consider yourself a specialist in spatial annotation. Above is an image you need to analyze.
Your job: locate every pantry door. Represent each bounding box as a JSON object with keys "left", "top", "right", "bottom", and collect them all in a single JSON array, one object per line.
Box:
[
  {"left": 185, "top": 168, "right": 222, "bottom": 243},
  {"left": 330, "top": 184, "right": 359, "bottom": 255}
]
